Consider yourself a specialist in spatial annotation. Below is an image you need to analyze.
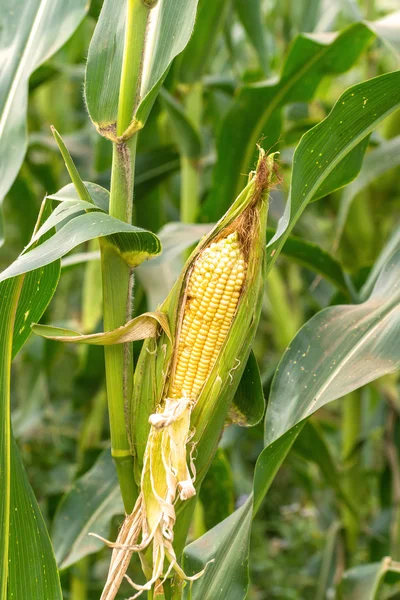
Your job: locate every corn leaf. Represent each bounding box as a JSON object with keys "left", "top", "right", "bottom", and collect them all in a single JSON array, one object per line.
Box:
[
  {"left": 0, "top": 205, "right": 62, "bottom": 598},
  {"left": 269, "top": 228, "right": 349, "bottom": 295},
  {"left": 184, "top": 245, "right": 400, "bottom": 599},
  {"left": 360, "top": 224, "right": 400, "bottom": 301},
  {"left": 52, "top": 450, "right": 124, "bottom": 570},
  {"left": 85, "top": 0, "right": 199, "bottom": 132},
  {"left": 0, "top": 0, "right": 88, "bottom": 243},
  {"left": 184, "top": 497, "right": 253, "bottom": 600},
  {"left": 267, "top": 71, "right": 400, "bottom": 271},
  {"left": 335, "top": 135, "right": 400, "bottom": 250},
  {"left": 233, "top": 0, "right": 270, "bottom": 76},
  {"left": 203, "top": 21, "right": 376, "bottom": 220},
  {"left": 159, "top": 89, "right": 202, "bottom": 159},
  {"left": 32, "top": 311, "right": 171, "bottom": 344},
  {"left": 338, "top": 557, "right": 400, "bottom": 599},
  {"left": 199, "top": 449, "right": 235, "bottom": 532},
  {"left": 176, "top": 0, "right": 230, "bottom": 84},
  {"left": 229, "top": 351, "right": 265, "bottom": 428},
  {"left": 0, "top": 210, "right": 162, "bottom": 282}
]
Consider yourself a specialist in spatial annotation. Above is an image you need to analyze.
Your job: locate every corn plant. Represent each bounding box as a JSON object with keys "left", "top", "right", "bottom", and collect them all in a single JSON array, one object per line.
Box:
[{"left": 1, "top": 1, "right": 400, "bottom": 599}]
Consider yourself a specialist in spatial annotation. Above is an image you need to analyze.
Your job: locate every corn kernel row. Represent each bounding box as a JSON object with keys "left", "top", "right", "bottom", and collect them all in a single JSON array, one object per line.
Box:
[{"left": 169, "top": 233, "right": 246, "bottom": 399}]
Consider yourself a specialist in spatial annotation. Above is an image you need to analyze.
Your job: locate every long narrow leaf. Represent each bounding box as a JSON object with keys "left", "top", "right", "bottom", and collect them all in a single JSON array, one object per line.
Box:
[{"left": 0, "top": 0, "right": 88, "bottom": 242}]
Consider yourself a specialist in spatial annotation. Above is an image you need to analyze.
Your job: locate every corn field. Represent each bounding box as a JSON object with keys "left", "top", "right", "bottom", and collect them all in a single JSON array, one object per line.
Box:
[{"left": 1, "top": 0, "right": 400, "bottom": 599}]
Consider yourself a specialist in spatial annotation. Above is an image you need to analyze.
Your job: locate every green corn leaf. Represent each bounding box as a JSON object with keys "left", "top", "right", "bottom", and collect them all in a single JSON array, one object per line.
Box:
[
  {"left": 199, "top": 449, "right": 235, "bottom": 532},
  {"left": 233, "top": 0, "right": 270, "bottom": 76},
  {"left": 176, "top": 0, "right": 230, "bottom": 84},
  {"left": 360, "top": 224, "right": 400, "bottom": 301},
  {"left": 228, "top": 351, "right": 265, "bottom": 428},
  {"left": 338, "top": 557, "right": 400, "bottom": 599},
  {"left": 159, "top": 89, "right": 202, "bottom": 159},
  {"left": 48, "top": 182, "right": 110, "bottom": 212},
  {"left": 270, "top": 228, "right": 349, "bottom": 294},
  {"left": 85, "top": 0, "right": 199, "bottom": 134},
  {"left": 0, "top": 204, "right": 62, "bottom": 598},
  {"left": 266, "top": 71, "right": 400, "bottom": 271},
  {"left": 184, "top": 246, "right": 400, "bottom": 599},
  {"left": 52, "top": 450, "right": 124, "bottom": 570},
  {"left": 203, "top": 21, "right": 376, "bottom": 221},
  {"left": 0, "top": 0, "right": 88, "bottom": 243},
  {"left": 0, "top": 210, "right": 162, "bottom": 282},
  {"left": 335, "top": 135, "right": 400, "bottom": 250},
  {"left": 293, "top": 421, "right": 358, "bottom": 516},
  {"left": 184, "top": 496, "right": 253, "bottom": 600},
  {"left": 11, "top": 199, "right": 61, "bottom": 357}
]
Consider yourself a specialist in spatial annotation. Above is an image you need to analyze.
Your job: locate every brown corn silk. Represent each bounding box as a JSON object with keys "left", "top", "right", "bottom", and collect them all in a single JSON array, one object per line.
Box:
[{"left": 99, "top": 150, "right": 277, "bottom": 599}]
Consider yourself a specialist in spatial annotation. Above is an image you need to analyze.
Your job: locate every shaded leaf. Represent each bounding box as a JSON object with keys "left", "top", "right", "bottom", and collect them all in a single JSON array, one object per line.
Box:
[
  {"left": 229, "top": 351, "right": 265, "bottom": 427},
  {"left": 199, "top": 449, "right": 235, "bottom": 532},
  {"left": 335, "top": 135, "right": 400, "bottom": 250},
  {"left": 177, "top": 0, "right": 230, "bottom": 84},
  {"left": 338, "top": 557, "right": 400, "bottom": 600},
  {"left": 294, "top": 421, "right": 358, "bottom": 515},
  {"left": 52, "top": 450, "right": 124, "bottom": 569},
  {"left": 272, "top": 228, "right": 349, "bottom": 294},
  {"left": 159, "top": 89, "right": 202, "bottom": 159},
  {"left": 233, "top": 0, "right": 269, "bottom": 75}
]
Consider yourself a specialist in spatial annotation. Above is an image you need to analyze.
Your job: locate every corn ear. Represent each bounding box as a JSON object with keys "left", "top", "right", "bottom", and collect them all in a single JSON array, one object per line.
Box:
[{"left": 99, "top": 149, "right": 278, "bottom": 599}]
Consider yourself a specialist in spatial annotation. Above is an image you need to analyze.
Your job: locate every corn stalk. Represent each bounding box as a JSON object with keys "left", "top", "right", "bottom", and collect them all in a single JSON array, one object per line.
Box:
[{"left": 101, "top": 0, "right": 156, "bottom": 513}]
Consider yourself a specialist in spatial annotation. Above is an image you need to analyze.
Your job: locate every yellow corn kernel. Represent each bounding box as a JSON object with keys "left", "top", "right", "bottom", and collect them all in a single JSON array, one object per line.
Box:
[{"left": 169, "top": 232, "right": 246, "bottom": 400}]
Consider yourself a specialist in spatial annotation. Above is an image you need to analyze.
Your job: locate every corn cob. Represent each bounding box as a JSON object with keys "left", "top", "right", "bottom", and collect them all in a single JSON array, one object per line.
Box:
[
  {"left": 98, "top": 150, "right": 277, "bottom": 600},
  {"left": 170, "top": 232, "right": 246, "bottom": 401}
]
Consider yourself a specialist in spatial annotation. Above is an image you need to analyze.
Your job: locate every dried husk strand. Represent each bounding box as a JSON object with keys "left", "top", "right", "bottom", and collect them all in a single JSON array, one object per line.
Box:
[{"left": 97, "top": 150, "right": 278, "bottom": 599}]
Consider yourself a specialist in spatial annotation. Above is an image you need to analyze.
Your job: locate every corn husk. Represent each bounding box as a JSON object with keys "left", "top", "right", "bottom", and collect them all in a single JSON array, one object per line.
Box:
[{"left": 99, "top": 149, "right": 278, "bottom": 599}]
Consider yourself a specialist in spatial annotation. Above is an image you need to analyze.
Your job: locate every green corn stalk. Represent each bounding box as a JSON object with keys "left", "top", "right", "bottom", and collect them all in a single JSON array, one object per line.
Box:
[{"left": 97, "top": 149, "right": 278, "bottom": 599}]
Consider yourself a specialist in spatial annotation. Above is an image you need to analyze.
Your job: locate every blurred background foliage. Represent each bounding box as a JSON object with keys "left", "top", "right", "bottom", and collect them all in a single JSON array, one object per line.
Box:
[{"left": 1, "top": 0, "right": 400, "bottom": 598}]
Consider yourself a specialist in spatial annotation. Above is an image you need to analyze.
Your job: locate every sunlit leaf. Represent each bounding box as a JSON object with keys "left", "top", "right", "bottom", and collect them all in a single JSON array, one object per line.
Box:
[
  {"left": 0, "top": 0, "right": 88, "bottom": 242},
  {"left": 85, "top": 0, "right": 200, "bottom": 133},
  {"left": 267, "top": 71, "right": 400, "bottom": 270}
]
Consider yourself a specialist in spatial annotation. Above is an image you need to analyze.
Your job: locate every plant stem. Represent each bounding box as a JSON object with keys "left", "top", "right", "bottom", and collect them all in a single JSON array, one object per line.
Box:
[
  {"left": 70, "top": 558, "right": 89, "bottom": 600},
  {"left": 117, "top": 0, "right": 150, "bottom": 136},
  {"left": 101, "top": 0, "right": 151, "bottom": 514},
  {"left": 341, "top": 390, "right": 362, "bottom": 555},
  {"left": 181, "top": 83, "right": 202, "bottom": 223}
]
